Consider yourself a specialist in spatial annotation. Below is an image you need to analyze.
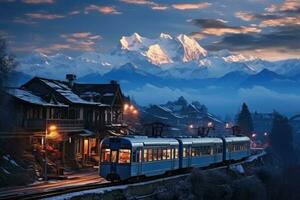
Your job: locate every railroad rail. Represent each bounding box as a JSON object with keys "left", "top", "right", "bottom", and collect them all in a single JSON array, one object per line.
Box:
[{"left": 0, "top": 150, "right": 266, "bottom": 200}]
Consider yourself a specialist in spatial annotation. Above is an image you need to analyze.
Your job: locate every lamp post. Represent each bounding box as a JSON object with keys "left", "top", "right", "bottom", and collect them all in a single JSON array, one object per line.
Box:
[{"left": 44, "top": 123, "right": 57, "bottom": 181}]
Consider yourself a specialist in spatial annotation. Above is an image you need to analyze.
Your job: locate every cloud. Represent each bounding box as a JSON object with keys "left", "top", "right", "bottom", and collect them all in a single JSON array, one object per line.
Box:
[
  {"left": 68, "top": 10, "right": 80, "bottom": 15},
  {"left": 13, "top": 17, "right": 38, "bottom": 24},
  {"left": 190, "top": 18, "right": 261, "bottom": 36},
  {"left": 172, "top": 2, "right": 211, "bottom": 10},
  {"left": 235, "top": 11, "right": 254, "bottom": 21},
  {"left": 119, "top": 0, "right": 156, "bottom": 6},
  {"left": 22, "top": 0, "right": 54, "bottom": 4},
  {"left": 260, "top": 16, "right": 300, "bottom": 27},
  {"left": 25, "top": 12, "right": 65, "bottom": 20},
  {"left": 152, "top": 5, "right": 168, "bottom": 10},
  {"left": 266, "top": 0, "right": 300, "bottom": 12},
  {"left": 206, "top": 26, "right": 300, "bottom": 60},
  {"left": 84, "top": 5, "right": 121, "bottom": 15}
]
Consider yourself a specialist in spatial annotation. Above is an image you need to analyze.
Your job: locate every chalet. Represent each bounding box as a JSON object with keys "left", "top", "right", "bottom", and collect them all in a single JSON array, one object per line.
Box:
[{"left": 5, "top": 74, "right": 126, "bottom": 168}]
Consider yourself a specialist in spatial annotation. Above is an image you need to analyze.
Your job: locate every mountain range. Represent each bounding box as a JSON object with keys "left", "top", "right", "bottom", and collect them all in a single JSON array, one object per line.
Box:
[{"left": 10, "top": 33, "right": 300, "bottom": 116}]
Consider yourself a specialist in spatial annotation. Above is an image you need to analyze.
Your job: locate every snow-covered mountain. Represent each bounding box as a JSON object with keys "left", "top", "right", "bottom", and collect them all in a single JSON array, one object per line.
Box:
[{"left": 16, "top": 32, "right": 300, "bottom": 80}]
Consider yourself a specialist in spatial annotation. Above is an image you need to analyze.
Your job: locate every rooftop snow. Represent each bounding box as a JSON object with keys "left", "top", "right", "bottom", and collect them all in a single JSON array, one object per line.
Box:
[
  {"left": 7, "top": 88, "right": 69, "bottom": 107},
  {"left": 40, "top": 79, "right": 100, "bottom": 105}
]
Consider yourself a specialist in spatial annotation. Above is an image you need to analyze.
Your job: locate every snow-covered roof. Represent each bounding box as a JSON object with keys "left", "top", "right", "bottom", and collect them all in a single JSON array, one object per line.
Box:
[
  {"left": 39, "top": 79, "right": 100, "bottom": 105},
  {"left": 177, "top": 137, "right": 223, "bottom": 145},
  {"left": 101, "top": 136, "right": 179, "bottom": 148},
  {"left": 224, "top": 136, "right": 250, "bottom": 143},
  {"left": 7, "top": 88, "right": 68, "bottom": 107}
]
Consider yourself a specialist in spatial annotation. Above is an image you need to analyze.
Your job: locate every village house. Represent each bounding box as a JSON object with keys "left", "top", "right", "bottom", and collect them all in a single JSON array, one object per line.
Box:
[{"left": 5, "top": 74, "right": 126, "bottom": 170}]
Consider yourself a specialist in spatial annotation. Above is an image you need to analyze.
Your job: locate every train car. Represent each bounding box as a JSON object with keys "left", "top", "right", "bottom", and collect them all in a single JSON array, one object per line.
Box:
[
  {"left": 177, "top": 137, "right": 224, "bottom": 169},
  {"left": 99, "top": 136, "right": 179, "bottom": 181},
  {"left": 223, "top": 136, "right": 251, "bottom": 161}
]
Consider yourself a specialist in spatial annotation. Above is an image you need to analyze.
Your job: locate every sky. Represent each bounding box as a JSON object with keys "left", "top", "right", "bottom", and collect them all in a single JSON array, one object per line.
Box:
[{"left": 0, "top": 0, "right": 299, "bottom": 61}]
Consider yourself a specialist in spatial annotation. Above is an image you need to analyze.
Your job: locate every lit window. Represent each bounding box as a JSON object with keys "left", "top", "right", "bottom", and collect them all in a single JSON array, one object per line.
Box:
[
  {"left": 167, "top": 149, "right": 171, "bottom": 160},
  {"left": 183, "top": 147, "right": 186, "bottom": 158},
  {"left": 175, "top": 148, "right": 178, "bottom": 159},
  {"left": 157, "top": 149, "right": 162, "bottom": 160},
  {"left": 162, "top": 149, "right": 167, "bottom": 160},
  {"left": 118, "top": 149, "right": 131, "bottom": 163},
  {"left": 153, "top": 149, "right": 158, "bottom": 161},
  {"left": 148, "top": 149, "right": 153, "bottom": 161},
  {"left": 144, "top": 149, "right": 148, "bottom": 162},
  {"left": 101, "top": 148, "right": 110, "bottom": 162}
]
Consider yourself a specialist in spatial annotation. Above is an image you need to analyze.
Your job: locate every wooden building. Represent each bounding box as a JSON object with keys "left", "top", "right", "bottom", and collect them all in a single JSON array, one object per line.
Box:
[{"left": 5, "top": 74, "right": 126, "bottom": 168}]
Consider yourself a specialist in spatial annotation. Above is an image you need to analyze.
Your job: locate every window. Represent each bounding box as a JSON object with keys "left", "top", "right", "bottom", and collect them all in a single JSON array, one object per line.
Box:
[
  {"left": 167, "top": 148, "right": 171, "bottom": 160},
  {"left": 148, "top": 149, "right": 153, "bottom": 161},
  {"left": 101, "top": 148, "right": 110, "bottom": 162},
  {"left": 118, "top": 149, "right": 131, "bottom": 163},
  {"left": 162, "top": 149, "right": 167, "bottom": 160},
  {"left": 111, "top": 150, "right": 117, "bottom": 163},
  {"left": 153, "top": 149, "right": 158, "bottom": 161},
  {"left": 157, "top": 149, "right": 162, "bottom": 160},
  {"left": 144, "top": 149, "right": 148, "bottom": 162},
  {"left": 183, "top": 147, "right": 186, "bottom": 158},
  {"left": 175, "top": 148, "right": 178, "bottom": 159}
]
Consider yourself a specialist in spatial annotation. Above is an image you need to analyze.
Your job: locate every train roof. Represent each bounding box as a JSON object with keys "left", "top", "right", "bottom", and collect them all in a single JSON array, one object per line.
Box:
[
  {"left": 224, "top": 136, "right": 250, "bottom": 143},
  {"left": 176, "top": 137, "right": 223, "bottom": 145},
  {"left": 101, "top": 136, "right": 179, "bottom": 148}
]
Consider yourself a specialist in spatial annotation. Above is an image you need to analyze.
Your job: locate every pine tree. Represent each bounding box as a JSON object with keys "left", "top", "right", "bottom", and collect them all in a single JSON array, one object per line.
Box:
[
  {"left": 237, "top": 103, "right": 253, "bottom": 137},
  {"left": 270, "top": 111, "right": 294, "bottom": 165}
]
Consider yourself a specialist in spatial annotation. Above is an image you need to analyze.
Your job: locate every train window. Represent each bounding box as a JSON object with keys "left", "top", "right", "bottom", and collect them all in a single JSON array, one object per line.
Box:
[
  {"left": 191, "top": 148, "right": 195, "bottom": 157},
  {"left": 153, "top": 149, "right": 158, "bottom": 161},
  {"left": 118, "top": 149, "right": 131, "bottom": 163},
  {"left": 157, "top": 149, "right": 162, "bottom": 160},
  {"left": 183, "top": 147, "right": 186, "bottom": 158},
  {"left": 101, "top": 148, "right": 110, "bottom": 162},
  {"left": 162, "top": 149, "right": 167, "bottom": 160},
  {"left": 144, "top": 149, "right": 148, "bottom": 162},
  {"left": 167, "top": 149, "right": 171, "bottom": 159},
  {"left": 186, "top": 147, "right": 190, "bottom": 157},
  {"left": 148, "top": 149, "right": 153, "bottom": 161},
  {"left": 111, "top": 150, "right": 117, "bottom": 163},
  {"left": 175, "top": 148, "right": 178, "bottom": 159}
]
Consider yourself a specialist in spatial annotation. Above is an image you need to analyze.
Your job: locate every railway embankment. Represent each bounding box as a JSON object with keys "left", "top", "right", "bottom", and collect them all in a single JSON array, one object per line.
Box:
[{"left": 62, "top": 152, "right": 273, "bottom": 200}]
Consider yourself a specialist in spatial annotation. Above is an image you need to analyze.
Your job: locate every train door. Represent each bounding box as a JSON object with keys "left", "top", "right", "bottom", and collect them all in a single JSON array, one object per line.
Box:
[
  {"left": 137, "top": 148, "right": 142, "bottom": 175},
  {"left": 110, "top": 150, "right": 118, "bottom": 173}
]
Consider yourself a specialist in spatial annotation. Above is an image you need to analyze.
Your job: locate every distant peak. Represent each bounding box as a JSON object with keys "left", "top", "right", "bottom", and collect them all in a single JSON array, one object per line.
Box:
[
  {"left": 120, "top": 32, "right": 144, "bottom": 50},
  {"left": 176, "top": 34, "right": 207, "bottom": 62},
  {"left": 160, "top": 33, "right": 173, "bottom": 40}
]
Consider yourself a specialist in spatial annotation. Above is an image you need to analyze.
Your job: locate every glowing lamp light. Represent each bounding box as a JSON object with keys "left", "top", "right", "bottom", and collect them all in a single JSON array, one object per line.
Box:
[
  {"left": 48, "top": 125, "right": 57, "bottom": 132},
  {"left": 130, "top": 105, "right": 134, "bottom": 111},
  {"left": 252, "top": 133, "right": 257, "bottom": 138},
  {"left": 189, "top": 124, "right": 194, "bottom": 129},
  {"left": 132, "top": 109, "right": 138, "bottom": 115},
  {"left": 124, "top": 103, "right": 129, "bottom": 111},
  {"left": 208, "top": 122, "right": 213, "bottom": 128},
  {"left": 264, "top": 132, "right": 268, "bottom": 136}
]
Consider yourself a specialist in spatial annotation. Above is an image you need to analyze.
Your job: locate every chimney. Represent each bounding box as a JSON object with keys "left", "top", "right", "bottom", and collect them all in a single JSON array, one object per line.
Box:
[
  {"left": 66, "top": 74, "right": 76, "bottom": 87},
  {"left": 110, "top": 80, "right": 118, "bottom": 85}
]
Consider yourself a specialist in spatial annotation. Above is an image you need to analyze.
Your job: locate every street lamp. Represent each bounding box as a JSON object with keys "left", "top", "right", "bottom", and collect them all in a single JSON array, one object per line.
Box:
[{"left": 44, "top": 123, "right": 57, "bottom": 181}]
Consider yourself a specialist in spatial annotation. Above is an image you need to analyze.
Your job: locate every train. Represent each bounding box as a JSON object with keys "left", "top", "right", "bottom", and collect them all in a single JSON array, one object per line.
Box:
[{"left": 99, "top": 135, "right": 251, "bottom": 181}]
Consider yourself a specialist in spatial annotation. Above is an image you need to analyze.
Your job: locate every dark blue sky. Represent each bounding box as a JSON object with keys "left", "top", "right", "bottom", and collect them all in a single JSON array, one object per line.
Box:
[{"left": 0, "top": 0, "right": 299, "bottom": 60}]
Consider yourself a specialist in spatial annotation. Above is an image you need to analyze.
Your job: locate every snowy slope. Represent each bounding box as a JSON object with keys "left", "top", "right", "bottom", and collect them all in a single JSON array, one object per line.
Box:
[{"left": 16, "top": 32, "right": 300, "bottom": 80}]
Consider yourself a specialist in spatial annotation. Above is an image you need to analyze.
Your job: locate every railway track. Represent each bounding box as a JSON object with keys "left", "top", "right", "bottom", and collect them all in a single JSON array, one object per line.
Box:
[{"left": 0, "top": 151, "right": 265, "bottom": 200}]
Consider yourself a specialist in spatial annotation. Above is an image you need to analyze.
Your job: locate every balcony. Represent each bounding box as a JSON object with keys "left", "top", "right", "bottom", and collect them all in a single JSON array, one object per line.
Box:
[{"left": 25, "top": 119, "right": 84, "bottom": 132}]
